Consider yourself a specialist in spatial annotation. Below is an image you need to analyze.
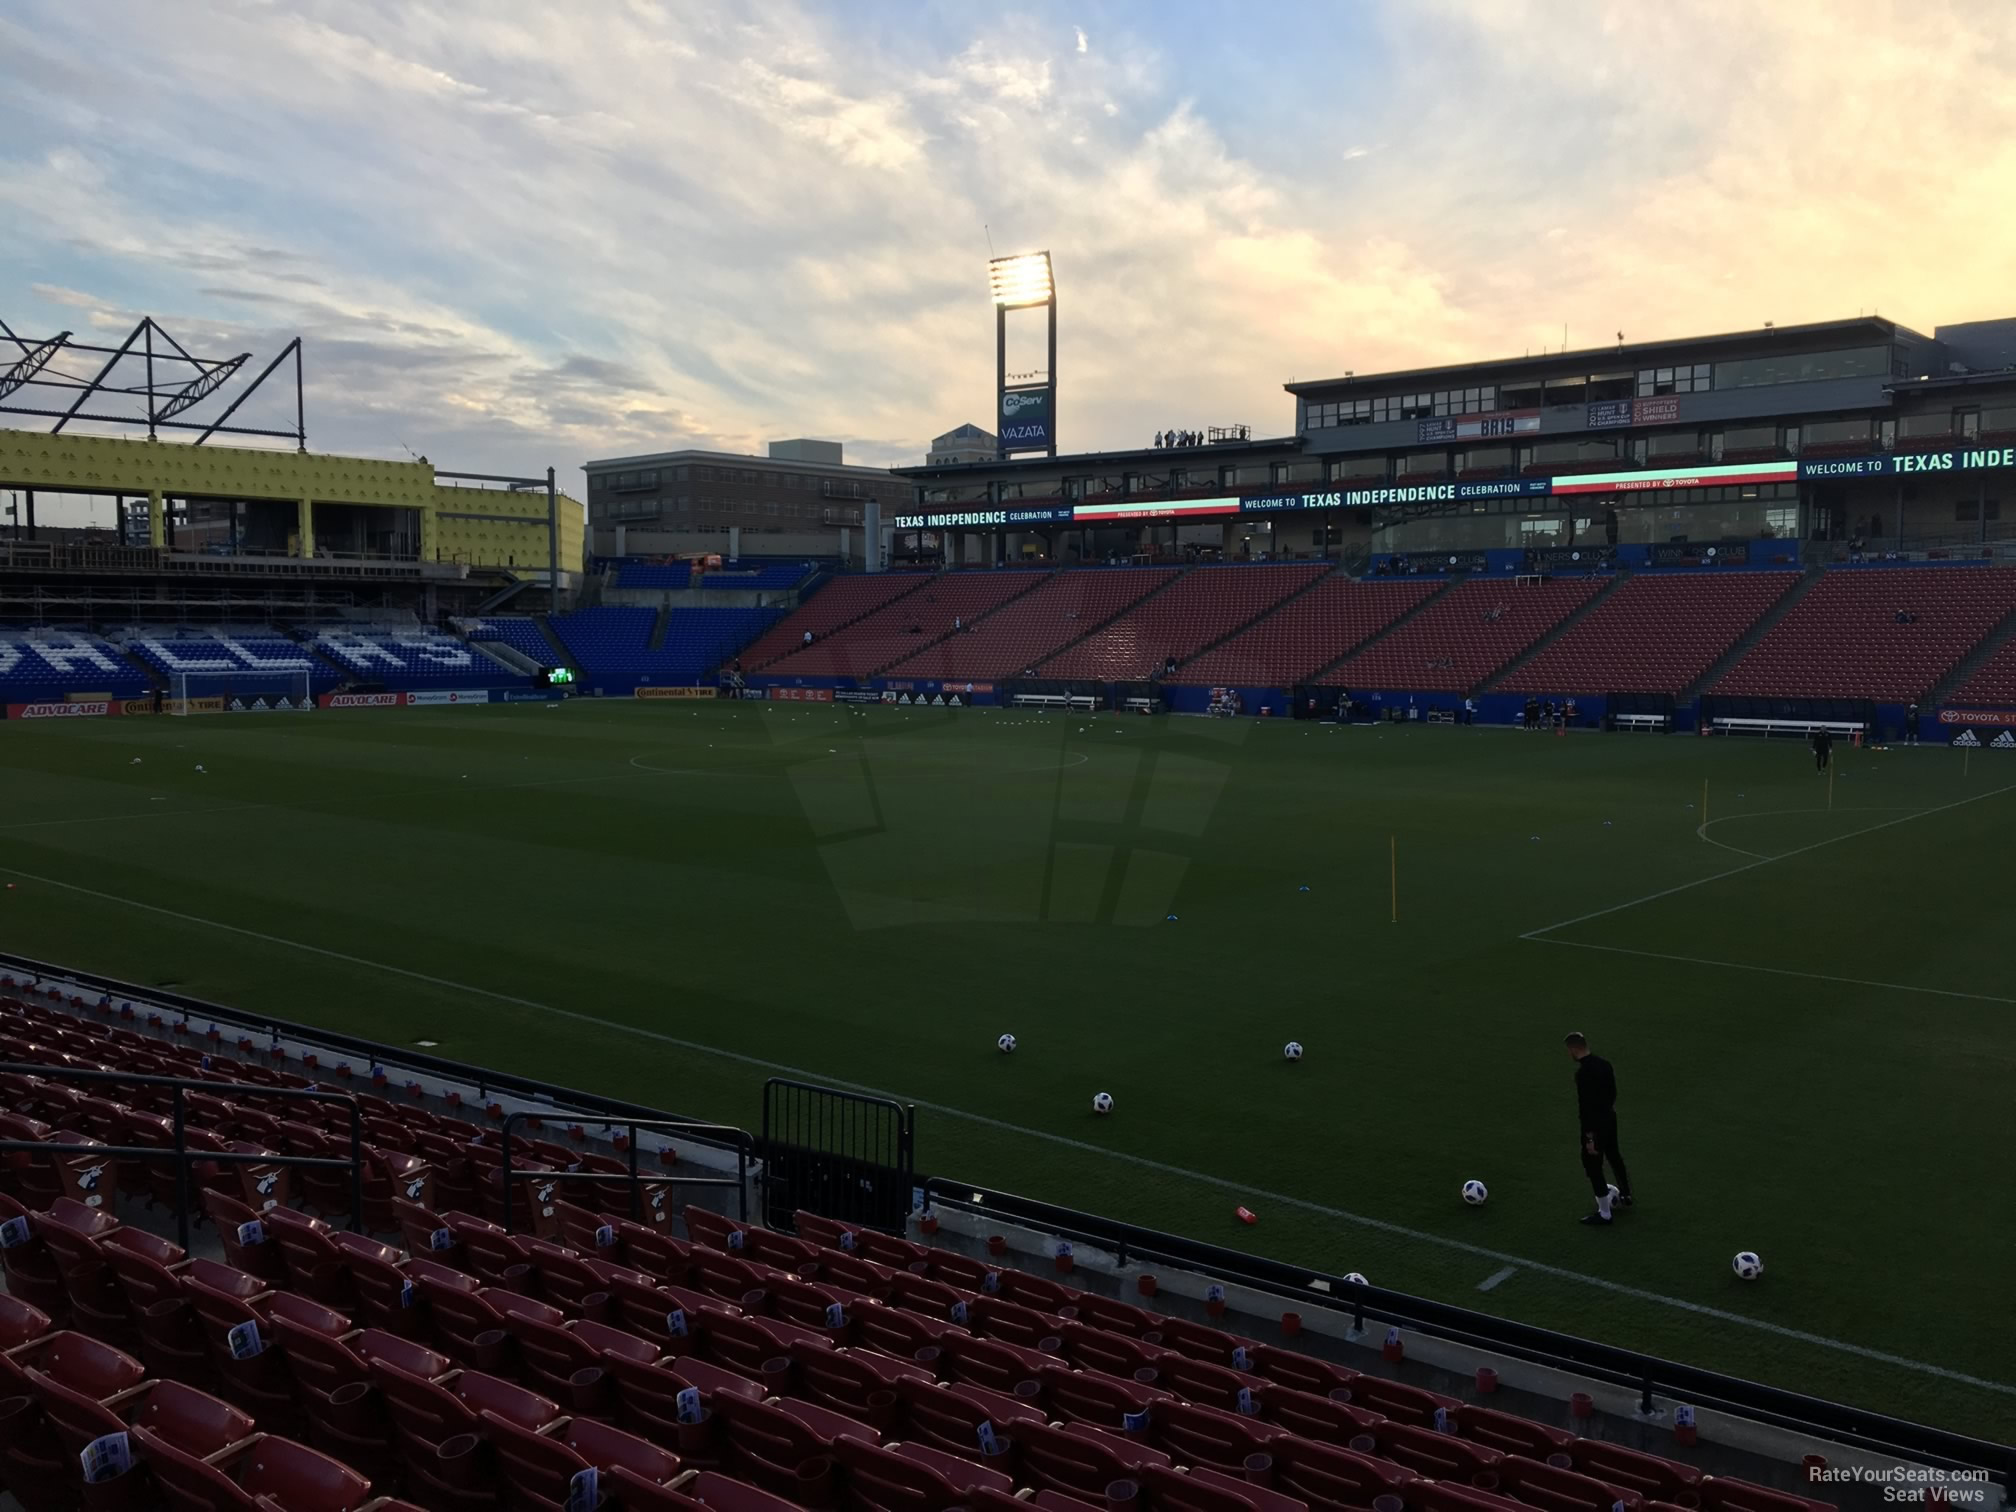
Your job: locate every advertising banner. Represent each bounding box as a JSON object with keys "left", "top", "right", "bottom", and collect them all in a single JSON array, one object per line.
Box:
[
  {"left": 494, "top": 689, "right": 563, "bottom": 703},
  {"left": 1938, "top": 708, "right": 2016, "bottom": 728},
  {"left": 400, "top": 690, "right": 488, "bottom": 707},
  {"left": 1799, "top": 445, "right": 2016, "bottom": 482},
  {"left": 892, "top": 505, "right": 1073, "bottom": 530},
  {"left": 225, "top": 694, "right": 312, "bottom": 712},
  {"left": 999, "top": 385, "right": 1055, "bottom": 452},
  {"left": 1551, "top": 460, "right": 1798, "bottom": 495},
  {"left": 1074, "top": 496, "right": 1239, "bottom": 523},
  {"left": 1586, "top": 399, "right": 1634, "bottom": 429},
  {"left": 6, "top": 700, "right": 114, "bottom": 720},
  {"left": 769, "top": 687, "right": 834, "bottom": 703},
  {"left": 633, "top": 686, "right": 717, "bottom": 701},
  {"left": 319, "top": 692, "right": 398, "bottom": 709},
  {"left": 833, "top": 689, "right": 881, "bottom": 704}
]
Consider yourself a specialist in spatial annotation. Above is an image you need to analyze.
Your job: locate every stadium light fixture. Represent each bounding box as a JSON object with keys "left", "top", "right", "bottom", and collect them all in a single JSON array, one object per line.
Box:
[{"left": 989, "top": 252, "right": 1054, "bottom": 309}]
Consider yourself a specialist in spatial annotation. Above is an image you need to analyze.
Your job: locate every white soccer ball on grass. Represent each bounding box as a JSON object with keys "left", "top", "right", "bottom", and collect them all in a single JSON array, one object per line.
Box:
[
  {"left": 1732, "top": 1251, "right": 1763, "bottom": 1281},
  {"left": 1462, "top": 1180, "right": 1488, "bottom": 1205},
  {"left": 997, "top": 1033, "right": 1016, "bottom": 1054},
  {"left": 1283, "top": 1041, "right": 1303, "bottom": 1061},
  {"left": 1091, "top": 1091, "right": 1114, "bottom": 1115}
]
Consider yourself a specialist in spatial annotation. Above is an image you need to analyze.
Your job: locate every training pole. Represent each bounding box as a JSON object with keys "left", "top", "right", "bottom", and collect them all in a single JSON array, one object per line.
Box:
[
  {"left": 1828, "top": 759, "right": 1835, "bottom": 811},
  {"left": 1389, "top": 835, "right": 1398, "bottom": 925}
]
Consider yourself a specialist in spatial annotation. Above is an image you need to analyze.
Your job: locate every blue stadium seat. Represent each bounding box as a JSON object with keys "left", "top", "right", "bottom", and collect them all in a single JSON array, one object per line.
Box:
[
  {"left": 468, "top": 619, "right": 562, "bottom": 668},
  {"left": 0, "top": 631, "right": 150, "bottom": 702},
  {"left": 122, "top": 630, "right": 335, "bottom": 695},
  {"left": 311, "top": 630, "right": 515, "bottom": 689},
  {"left": 548, "top": 606, "right": 781, "bottom": 685}
]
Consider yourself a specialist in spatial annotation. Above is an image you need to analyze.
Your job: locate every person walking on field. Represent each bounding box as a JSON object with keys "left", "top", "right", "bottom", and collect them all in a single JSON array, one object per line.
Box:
[
  {"left": 1566, "top": 1032, "right": 1631, "bottom": 1225},
  {"left": 1811, "top": 727, "right": 1833, "bottom": 773}
]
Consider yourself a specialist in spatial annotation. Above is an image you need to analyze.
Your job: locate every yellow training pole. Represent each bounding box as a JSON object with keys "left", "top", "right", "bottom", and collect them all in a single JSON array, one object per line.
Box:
[{"left": 1389, "top": 835, "right": 1398, "bottom": 925}]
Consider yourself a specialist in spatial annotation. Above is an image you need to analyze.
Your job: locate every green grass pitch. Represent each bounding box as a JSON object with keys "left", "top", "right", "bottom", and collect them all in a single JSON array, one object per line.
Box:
[{"left": 2, "top": 701, "right": 2011, "bottom": 1436}]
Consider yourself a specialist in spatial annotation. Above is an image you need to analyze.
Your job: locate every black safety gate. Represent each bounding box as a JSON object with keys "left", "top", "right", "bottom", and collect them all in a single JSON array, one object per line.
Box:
[{"left": 759, "top": 1078, "right": 914, "bottom": 1233}]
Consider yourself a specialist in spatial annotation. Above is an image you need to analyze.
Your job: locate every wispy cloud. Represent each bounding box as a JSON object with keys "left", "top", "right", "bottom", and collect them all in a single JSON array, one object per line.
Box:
[{"left": 0, "top": 0, "right": 2008, "bottom": 485}]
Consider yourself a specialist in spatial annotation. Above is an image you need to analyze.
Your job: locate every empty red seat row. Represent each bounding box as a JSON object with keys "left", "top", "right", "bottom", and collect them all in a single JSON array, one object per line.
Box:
[
  {"left": 761, "top": 571, "right": 1053, "bottom": 678},
  {"left": 1498, "top": 573, "right": 1798, "bottom": 696},
  {"left": 1322, "top": 580, "right": 1604, "bottom": 692},
  {"left": 1039, "top": 565, "right": 1327, "bottom": 681},
  {"left": 884, "top": 569, "right": 1180, "bottom": 682}
]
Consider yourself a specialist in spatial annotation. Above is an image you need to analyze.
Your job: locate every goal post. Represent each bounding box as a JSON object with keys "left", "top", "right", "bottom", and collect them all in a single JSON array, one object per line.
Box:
[{"left": 170, "top": 670, "right": 313, "bottom": 714}]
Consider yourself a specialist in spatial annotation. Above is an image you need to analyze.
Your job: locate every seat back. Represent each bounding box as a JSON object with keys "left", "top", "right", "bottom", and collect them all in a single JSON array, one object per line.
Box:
[
  {"left": 478, "top": 1407, "right": 590, "bottom": 1509},
  {"left": 830, "top": 1435, "right": 967, "bottom": 1512},
  {"left": 235, "top": 1433, "right": 376, "bottom": 1512},
  {"left": 127, "top": 1379, "right": 258, "bottom": 1457},
  {"left": 133, "top": 1423, "right": 263, "bottom": 1512}
]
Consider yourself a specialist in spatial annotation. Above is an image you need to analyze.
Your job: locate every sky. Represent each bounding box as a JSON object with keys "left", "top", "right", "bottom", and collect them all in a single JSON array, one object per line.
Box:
[{"left": 3, "top": 0, "right": 2013, "bottom": 498}]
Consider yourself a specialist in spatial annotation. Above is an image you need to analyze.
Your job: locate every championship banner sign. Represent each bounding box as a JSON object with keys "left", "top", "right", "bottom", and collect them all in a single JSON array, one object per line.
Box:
[
  {"left": 1417, "top": 409, "right": 1540, "bottom": 444},
  {"left": 634, "top": 686, "right": 717, "bottom": 701}
]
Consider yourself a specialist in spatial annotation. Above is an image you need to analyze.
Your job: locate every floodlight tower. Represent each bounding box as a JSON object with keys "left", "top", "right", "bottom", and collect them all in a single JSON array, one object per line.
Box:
[{"left": 989, "top": 251, "right": 1056, "bottom": 459}]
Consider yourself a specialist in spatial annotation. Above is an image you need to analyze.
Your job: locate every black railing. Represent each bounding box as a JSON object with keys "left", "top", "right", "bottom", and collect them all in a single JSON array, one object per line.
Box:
[
  {"left": 919, "top": 1179, "right": 2013, "bottom": 1487},
  {"left": 496, "top": 1110, "right": 752, "bottom": 1233},
  {"left": 0, "top": 1061, "right": 365, "bottom": 1250}
]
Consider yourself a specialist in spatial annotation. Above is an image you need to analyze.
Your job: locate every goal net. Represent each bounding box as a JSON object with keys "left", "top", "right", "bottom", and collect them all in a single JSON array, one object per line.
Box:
[{"left": 169, "top": 670, "right": 313, "bottom": 714}]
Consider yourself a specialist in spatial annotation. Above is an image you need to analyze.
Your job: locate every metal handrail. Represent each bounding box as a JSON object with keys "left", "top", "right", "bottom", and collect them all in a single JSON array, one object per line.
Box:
[
  {"left": 496, "top": 1109, "right": 753, "bottom": 1233},
  {"left": 919, "top": 1179, "right": 2013, "bottom": 1486},
  {"left": 0, "top": 1060, "right": 364, "bottom": 1249}
]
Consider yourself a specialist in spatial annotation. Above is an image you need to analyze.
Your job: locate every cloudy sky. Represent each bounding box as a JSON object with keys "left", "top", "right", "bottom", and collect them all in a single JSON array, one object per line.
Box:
[{"left": 3, "top": 0, "right": 2012, "bottom": 490}]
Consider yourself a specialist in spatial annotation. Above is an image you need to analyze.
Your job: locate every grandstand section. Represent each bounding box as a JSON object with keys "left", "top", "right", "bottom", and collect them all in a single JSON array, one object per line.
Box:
[
  {"left": 1945, "top": 629, "right": 2016, "bottom": 707},
  {"left": 1320, "top": 578, "right": 1606, "bottom": 692},
  {"left": 311, "top": 627, "right": 515, "bottom": 690},
  {"left": 121, "top": 628, "right": 334, "bottom": 695},
  {"left": 741, "top": 574, "right": 932, "bottom": 668},
  {"left": 881, "top": 566, "right": 1180, "bottom": 681},
  {"left": 1496, "top": 573, "right": 1802, "bottom": 697},
  {"left": 759, "top": 570, "right": 1050, "bottom": 679},
  {"left": 545, "top": 605, "right": 783, "bottom": 687},
  {"left": 0, "top": 630, "right": 150, "bottom": 704},
  {"left": 467, "top": 616, "right": 565, "bottom": 668},
  {"left": 1171, "top": 578, "right": 1441, "bottom": 688},
  {"left": 1037, "top": 562, "right": 1326, "bottom": 681},
  {"left": 1709, "top": 566, "right": 2016, "bottom": 701}
]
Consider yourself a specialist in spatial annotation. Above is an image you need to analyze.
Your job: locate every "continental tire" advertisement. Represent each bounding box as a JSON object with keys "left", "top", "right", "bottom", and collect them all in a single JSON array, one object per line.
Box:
[{"left": 634, "top": 686, "right": 717, "bottom": 701}]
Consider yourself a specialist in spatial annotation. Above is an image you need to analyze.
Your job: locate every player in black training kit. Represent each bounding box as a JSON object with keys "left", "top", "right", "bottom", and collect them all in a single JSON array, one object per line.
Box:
[{"left": 1565, "top": 1032, "right": 1632, "bottom": 1225}]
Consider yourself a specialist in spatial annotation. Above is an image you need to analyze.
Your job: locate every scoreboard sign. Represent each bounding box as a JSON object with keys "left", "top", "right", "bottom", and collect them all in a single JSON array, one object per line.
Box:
[{"left": 1417, "top": 409, "right": 1540, "bottom": 444}]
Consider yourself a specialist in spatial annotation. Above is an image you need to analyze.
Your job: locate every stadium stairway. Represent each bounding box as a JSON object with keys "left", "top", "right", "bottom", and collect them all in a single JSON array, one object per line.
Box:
[
  {"left": 1028, "top": 565, "right": 1196, "bottom": 675},
  {"left": 1683, "top": 567, "right": 1823, "bottom": 697},
  {"left": 1300, "top": 577, "right": 1460, "bottom": 687},
  {"left": 113, "top": 643, "right": 166, "bottom": 693},
  {"left": 280, "top": 623, "right": 364, "bottom": 687},
  {"left": 1168, "top": 566, "right": 1346, "bottom": 677},
  {"left": 530, "top": 612, "right": 584, "bottom": 675},
  {"left": 1482, "top": 573, "right": 1626, "bottom": 696},
  {"left": 648, "top": 602, "right": 673, "bottom": 653},
  {"left": 1927, "top": 600, "right": 2016, "bottom": 706},
  {"left": 743, "top": 573, "right": 938, "bottom": 671}
]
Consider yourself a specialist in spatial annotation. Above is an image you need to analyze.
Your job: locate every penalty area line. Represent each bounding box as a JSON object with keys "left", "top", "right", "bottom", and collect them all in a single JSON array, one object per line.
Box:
[
  {"left": 1528, "top": 939, "right": 2016, "bottom": 1006},
  {"left": 1, "top": 864, "right": 2012, "bottom": 1401},
  {"left": 1523, "top": 781, "right": 2016, "bottom": 939}
]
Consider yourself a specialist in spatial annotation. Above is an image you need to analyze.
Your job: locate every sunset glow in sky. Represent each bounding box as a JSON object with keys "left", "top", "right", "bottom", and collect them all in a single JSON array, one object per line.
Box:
[{"left": 3, "top": 0, "right": 2011, "bottom": 479}]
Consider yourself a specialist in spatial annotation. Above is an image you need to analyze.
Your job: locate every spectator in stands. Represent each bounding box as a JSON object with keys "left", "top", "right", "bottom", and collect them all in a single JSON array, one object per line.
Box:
[
  {"left": 953, "top": 615, "right": 962, "bottom": 632},
  {"left": 802, "top": 630, "right": 813, "bottom": 647},
  {"left": 1164, "top": 654, "right": 1177, "bottom": 677},
  {"left": 1567, "top": 1032, "right": 1631, "bottom": 1225}
]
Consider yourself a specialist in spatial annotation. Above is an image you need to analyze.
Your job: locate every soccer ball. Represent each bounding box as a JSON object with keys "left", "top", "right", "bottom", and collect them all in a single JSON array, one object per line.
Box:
[
  {"left": 1732, "top": 1251, "right": 1763, "bottom": 1281},
  {"left": 1462, "top": 1180, "right": 1488, "bottom": 1205},
  {"left": 1283, "top": 1041, "right": 1303, "bottom": 1061},
  {"left": 1092, "top": 1092, "right": 1114, "bottom": 1115},
  {"left": 1342, "top": 1271, "right": 1368, "bottom": 1286},
  {"left": 997, "top": 1033, "right": 1016, "bottom": 1054}
]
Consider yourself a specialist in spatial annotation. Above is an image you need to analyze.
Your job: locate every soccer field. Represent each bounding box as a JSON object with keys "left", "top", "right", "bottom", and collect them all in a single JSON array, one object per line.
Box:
[{"left": 2, "top": 701, "right": 2011, "bottom": 1435}]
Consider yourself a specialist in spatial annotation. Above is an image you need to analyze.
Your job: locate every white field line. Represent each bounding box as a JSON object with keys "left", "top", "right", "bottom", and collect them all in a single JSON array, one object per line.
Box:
[
  {"left": 1692, "top": 804, "right": 1923, "bottom": 861},
  {"left": 0, "top": 863, "right": 2010, "bottom": 1400},
  {"left": 1528, "top": 939, "right": 2016, "bottom": 1006},
  {"left": 1523, "top": 783, "right": 2016, "bottom": 940}
]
